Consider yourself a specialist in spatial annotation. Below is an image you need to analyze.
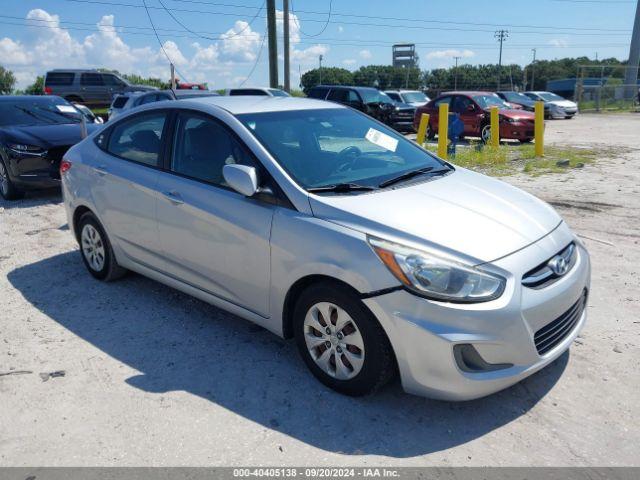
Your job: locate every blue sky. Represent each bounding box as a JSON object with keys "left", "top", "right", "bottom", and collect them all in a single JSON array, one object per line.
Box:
[{"left": 0, "top": 0, "right": 636, "bottom": 89}]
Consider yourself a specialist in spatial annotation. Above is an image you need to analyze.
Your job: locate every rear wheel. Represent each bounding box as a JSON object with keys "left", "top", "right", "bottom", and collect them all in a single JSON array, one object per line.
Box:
[
  {"left": 519, "top": 138, "right": 533, "bottom": 143},
  {"left": 426, "top": 123, "right": 436, "bottom": 140},
  {"left": 78, "top": 212, "right": 127, "bottom": 281},
  {"left": 0, "top": 157, "right": 24, "bottom": 200},
  {"left": 294, "top": 283, "right": 396, "bottom": 396}
]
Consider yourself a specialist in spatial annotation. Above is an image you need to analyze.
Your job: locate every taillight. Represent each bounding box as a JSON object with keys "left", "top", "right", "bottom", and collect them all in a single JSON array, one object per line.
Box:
[
  {"left": 60, "top": 160, "right": 72, "bottom": 174},
  {"left": 44, "top": 86, "right": 52, "bottom": 95}
]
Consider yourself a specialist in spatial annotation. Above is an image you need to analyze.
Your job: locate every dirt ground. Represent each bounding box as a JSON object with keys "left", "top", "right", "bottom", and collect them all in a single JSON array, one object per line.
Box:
[{"left": 1, "top": 114, "right": 638, "bottom": 466}]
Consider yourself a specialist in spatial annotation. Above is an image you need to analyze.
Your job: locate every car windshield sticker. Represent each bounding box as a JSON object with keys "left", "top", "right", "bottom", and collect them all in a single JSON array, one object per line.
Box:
[
  {"left": 56, "top": 105, "right": 78, "bottom": 113},
  {"left": 365, "top": 127, "right": 398, "bottom": 152}
]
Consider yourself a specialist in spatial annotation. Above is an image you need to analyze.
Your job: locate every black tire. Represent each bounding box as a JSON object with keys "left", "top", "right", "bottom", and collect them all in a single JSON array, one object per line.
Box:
[
  {"left": 77, "top": 212, "right": 127, "bottom": 281},
  {"left": 519, "top": 138, "right": 533, "bottom": 143},
  {"left": 0, "top": 156, "right": 24, "bottom": 201},
  {"left": 293, "top": 282, "right": 396, "bottom": 396},
  {"left": 481, "top": 123, "right": 494, "bottom": 144}
]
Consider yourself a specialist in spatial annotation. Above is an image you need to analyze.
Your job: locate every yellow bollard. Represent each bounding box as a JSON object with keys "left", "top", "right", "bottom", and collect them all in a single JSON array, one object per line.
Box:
[
  {"left": 416, "top": 113, "right": 430, "bottom": 147},
  {"left": 490, "top": 106, "right": 500, "bottom": 147},
  {"left": 437, "top": 103, "right": 448, "bottom": 159},
  {"left": 535, "top": 100, "right": 544, "bottom": 157}
]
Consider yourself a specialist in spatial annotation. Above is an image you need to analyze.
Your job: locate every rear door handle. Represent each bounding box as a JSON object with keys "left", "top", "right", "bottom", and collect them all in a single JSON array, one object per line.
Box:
[
  {"left": 162, "top": 190, "right": 184, "bottom": 205},
  {"left": 95, "top": 165, "right": 108, "bottom": 176}
]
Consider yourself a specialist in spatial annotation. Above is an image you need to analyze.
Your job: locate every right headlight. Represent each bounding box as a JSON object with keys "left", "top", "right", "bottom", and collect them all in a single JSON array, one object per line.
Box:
[{"left": 368, "top": 237, "right": 506, "bottom": 303}]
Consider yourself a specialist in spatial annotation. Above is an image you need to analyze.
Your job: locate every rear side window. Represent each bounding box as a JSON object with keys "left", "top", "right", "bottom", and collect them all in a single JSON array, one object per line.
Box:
[
  {"left": 327, "top": 89, "right": 347, "bottom": 102},
  {"left": 45, "top": 72, "right": 74, "bottom": 86},
  {"left": 111, "top": 96, "right": 129, "bottom": 108},
  {"left": 107, "top": 113, "right": 166, "bottom": 167},
  {"left": 307, "top": 87, "right": 329, "bottom": 99},
  {"left": 229, "top": 89, "right": 268, "bottom": 96},
  {"left": 171, "top": 112, "right": 256, "bottom": 186},
  {"left": 81, "top": 73, "right": 104, "bottom": 86}
]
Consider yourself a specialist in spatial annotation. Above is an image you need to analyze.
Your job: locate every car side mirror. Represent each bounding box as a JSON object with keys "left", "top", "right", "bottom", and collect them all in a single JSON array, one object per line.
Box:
[{"left": 223, "top": 164, "right": 259, "bottom": 197}]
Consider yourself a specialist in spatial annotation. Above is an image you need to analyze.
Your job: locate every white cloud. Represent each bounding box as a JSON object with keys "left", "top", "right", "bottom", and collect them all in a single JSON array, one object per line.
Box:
[
  {"left": 342, "top": 59, "right": 356, "bottom": 66},
  {"left": 0, "top": 38, "right": 31, "bottom": 65},
  {"left": 218, "top": 20, "right": 261, "bottom": 62},
  {"left": 548, "top": 38, "right": 569, "bottom": 48},
  {"left": 292, "top": 44, "right": 329, "bottom": 64},
  {"left": 426, "top": 49, "right": 475, "bottom": 60},
  {"left": 359, "top": 49, "right": 372, "bottom": 59}
]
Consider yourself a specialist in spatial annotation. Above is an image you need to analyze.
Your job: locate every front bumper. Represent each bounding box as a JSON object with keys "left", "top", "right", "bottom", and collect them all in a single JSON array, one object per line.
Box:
[
  {"left": 499, "top": 121, "right": 535, "bottom": 140},
  {"left": 549, "top": 107, "right": 578, "bottom": 119},
  {"left": 6, "top": 146, "right": 70, "bottom": 190},
  {"left": 364, "top": 222, "right": 591, "bottom": 400}
]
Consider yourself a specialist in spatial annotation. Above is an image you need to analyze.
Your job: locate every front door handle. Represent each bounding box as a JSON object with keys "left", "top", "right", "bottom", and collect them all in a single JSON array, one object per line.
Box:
[
  {"left": 162, "top": 190, "right": 184, "bottom": 205},
  {"left": 95, "top": 165, "right": 108, "bottom": 176}
]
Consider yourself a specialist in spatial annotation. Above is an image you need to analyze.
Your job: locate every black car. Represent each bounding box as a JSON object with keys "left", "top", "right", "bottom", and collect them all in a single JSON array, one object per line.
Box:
[
  {"left": 307, "top": 85, "right": 416, "bottom": 132},
  {"left": 0, "top": 95, "right": 100, "bottom": 200},
  {"left": 496, "top": 91, "right": 537, "bottom": 112}
]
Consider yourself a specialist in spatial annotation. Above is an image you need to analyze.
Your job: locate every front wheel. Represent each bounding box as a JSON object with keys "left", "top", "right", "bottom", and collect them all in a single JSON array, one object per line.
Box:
[
  {"left": 0, "top": 157, "right": 24, "bottom": 200},
  {"left": 78, "top": 212, "right": 127, "bottom": 281},
  {"left": 519, "top": 138, "right": 533, "bottom": 143},
  {"left": 481, "top": 123, "right": 495, "bottom": 144},
  {"left": 426, "top": 123, "right": 436, "bottom": 140},
  {"left": 294, "top": 283, "right": 396, "bottom": 396}
]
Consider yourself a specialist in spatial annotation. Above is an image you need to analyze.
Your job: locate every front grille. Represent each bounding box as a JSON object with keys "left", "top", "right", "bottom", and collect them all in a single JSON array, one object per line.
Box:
[
  {"left": 534, "top": 290, "right": 587, "bottom": 356},
  {"left": 47, "top": 146, "right": 71, "bottom": 162},
  {"left": 522, "top": 242, "right": 577, "bottom": 289}
]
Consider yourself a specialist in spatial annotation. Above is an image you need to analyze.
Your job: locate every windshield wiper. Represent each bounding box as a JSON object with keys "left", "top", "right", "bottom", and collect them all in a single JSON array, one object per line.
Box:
[
  {"left": 307, "top": 183, "right": 377, "bottom": 194},
  {"left": 379, "top": 166, "right": 451, "bottom": 188}
]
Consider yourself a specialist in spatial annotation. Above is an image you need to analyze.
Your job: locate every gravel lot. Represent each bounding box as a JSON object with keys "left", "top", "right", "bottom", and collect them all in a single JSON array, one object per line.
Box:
[{"left": 1, "top": 114, "right": 639, "bottom": 466}]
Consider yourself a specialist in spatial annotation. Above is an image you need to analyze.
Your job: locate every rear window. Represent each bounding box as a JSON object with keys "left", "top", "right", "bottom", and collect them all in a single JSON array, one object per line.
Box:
[
  {"left": 229, "top": 89, "right": 269, "bottom": 96},
  {"left": 45, "top": 72, "right": 75, "bottom": 86},
  {"left": 111, "top": 96, "right": 129, "bottom": 108}
]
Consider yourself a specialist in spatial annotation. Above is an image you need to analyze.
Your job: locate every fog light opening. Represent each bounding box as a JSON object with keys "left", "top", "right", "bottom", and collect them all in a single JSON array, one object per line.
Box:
[{"left": 453, "top": 344, "right": 513, "bottom": 373}]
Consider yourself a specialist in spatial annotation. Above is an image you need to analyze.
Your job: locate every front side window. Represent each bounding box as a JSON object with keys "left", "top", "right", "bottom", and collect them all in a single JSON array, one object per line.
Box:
[
  {"left": 538, "top": 92, "right": 565, "bottom": 102},
  {"left": 102, "top": 74, "right": 125, "bottom": 87},
  {"left": 327, "top": 89, "right": 348, "bottom": 102},
  {"left": 451, "top": 96, "right": 473, "bottom": 113},
  {"left": 107, "top": 113, "right": 166, "bottom": 166},
  {"left": 171, "top": 113, "right": 256, "bottom": 187},
  {"left": 434, "top": 96, "right": 451, "bottom": 107},
  {"left": 237, "top": 108, "right": 450, "bottom": 190}
]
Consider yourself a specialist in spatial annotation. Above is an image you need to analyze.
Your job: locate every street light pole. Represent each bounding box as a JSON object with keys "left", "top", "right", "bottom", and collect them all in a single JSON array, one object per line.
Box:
[
  {"left": 453, "top": 56, "right": 461, "bottom": 90},
  {"left": 283, "top": 0, "right": 290, "bottom": 92},
  {"left": 530, "top": 48, "right": 537, "bottom": 91},
  {"left": 495, "top": 30, "right": 509, "bottom": 91}
]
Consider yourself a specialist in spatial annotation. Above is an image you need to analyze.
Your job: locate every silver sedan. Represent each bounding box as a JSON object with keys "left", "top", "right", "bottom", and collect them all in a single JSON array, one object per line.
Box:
[{"left": 60, "top": 96, "right": 590, "bottom": 400}]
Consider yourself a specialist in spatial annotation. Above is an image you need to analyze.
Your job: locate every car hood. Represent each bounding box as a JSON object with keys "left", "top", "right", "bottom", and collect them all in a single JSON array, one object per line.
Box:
[
  {"left": 494, "top": 108, "right": 535, "bottom": 120},
  {"left": 308, "top": 168, "right": 562, "bottom": 264},
  {"left": 548, "top": 99, "right": 577, "bottom": 108},
  {"left": 2, "top": 123, "right": 101, "bottom": 148},
  {"left": 406, "top": 101, "right": 428, "bottom": 107}
]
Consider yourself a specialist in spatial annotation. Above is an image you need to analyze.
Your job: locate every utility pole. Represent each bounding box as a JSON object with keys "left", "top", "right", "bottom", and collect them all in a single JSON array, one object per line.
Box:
[
  {"left": 283, "top": 0, "right": 290, "bottom": 92},
  {"left": 266, "top": 0, "right": 278, "bottom": 88},
  {"left": 495, "top": 29, "right": 509, "bottom": 91},
  {"left": 319, "top": 54, "right": 323, "bottom": 85},
  {"left": 453, "top": 56, "right": 461, "bottom": 90},
  {"left": 530, "top": 48, "right": 536, "bottom": 91},
  {"left": 170, "top": 63, "right": 176, "bottom": 90},
  {"left": 624, "top": 0, "right": 640, "bottom": 99}
]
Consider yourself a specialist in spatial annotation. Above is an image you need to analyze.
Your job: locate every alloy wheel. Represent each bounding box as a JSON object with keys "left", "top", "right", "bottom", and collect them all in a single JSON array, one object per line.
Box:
[
  {"left": 0, "top": 161, "right": 8, "bottom": 196},
  {"left": 303, "top": 302, "right": 365, "bottom": 380},
  {"left": 81, "top": 224, "right": 106, "bottom": 272},
  {"left": 481, "top": 124, "right": 492, "bottom": 143}
]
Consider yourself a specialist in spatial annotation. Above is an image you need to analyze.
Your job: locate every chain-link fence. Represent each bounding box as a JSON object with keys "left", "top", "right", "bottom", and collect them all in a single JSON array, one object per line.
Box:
[{"left": 574, "top": 64, "right": 640, "bottom": 112}]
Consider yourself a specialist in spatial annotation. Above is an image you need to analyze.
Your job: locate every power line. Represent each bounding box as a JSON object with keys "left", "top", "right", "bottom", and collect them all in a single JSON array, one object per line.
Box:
[
  {"left": 290, "top": 0, "right": 333, "bottom": 37},
  {"left": 157, "top": 0, "right": 265, "bottom": 40},
  {"left": 55, "top": 0, "right": 632, "bottom": 36},
  {"left": 238, "top": 31, "right": 267, "bottom": 86},
  {"left": 141, "top": 0, "right": 190, "bottom": 83},
  {"left": 2, "top": 18, "right": 631, "bottom": 51}
]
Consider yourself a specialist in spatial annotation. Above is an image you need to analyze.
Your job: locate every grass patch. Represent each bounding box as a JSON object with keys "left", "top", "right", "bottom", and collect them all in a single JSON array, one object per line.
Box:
[
  {"left": 420, "top": 140, "right": 601, "bottom": 177},
  {"left": 91, "top": 107, "right": 109, "bottom": 115}
]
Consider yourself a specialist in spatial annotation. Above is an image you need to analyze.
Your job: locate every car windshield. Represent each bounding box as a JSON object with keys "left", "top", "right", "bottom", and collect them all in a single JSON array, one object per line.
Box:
[
  {"left": 0, "top": 97, "right": 81, "bottom": 127},
  {"left": 268, "top": 89, "right": 289, "bottom": 97},
  {"left": 359, "top": 89, "right": 394, "bottom": 106},
  {"left": 473, "top": 95, "right": 510, "bottom": 109},
  {"left": 237, "top": 108, "right": 450, "bottom": 191},
  {"left": 503, "top": 92, "right": 530, "bottom": 103},
  {"left": 538, "top": 92, "right": 565, "bottom": 101},
  {"left": 402, "top": 92, "right": 428, "bottom": 103}
]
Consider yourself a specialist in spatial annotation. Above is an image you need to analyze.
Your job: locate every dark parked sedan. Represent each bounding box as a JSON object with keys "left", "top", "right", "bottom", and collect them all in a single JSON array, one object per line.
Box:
[
  {"left": 0, "top": 95, "right": 100, "bottom": 200},
  {"left": 496, "top": 91, "right": 537, "bottom": 112}
]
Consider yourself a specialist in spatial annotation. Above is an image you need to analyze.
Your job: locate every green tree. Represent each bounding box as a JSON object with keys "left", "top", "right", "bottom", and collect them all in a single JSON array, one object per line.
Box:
[
  {"left": 353, "top": 65, "right": 422, "bottom": 90},
  {"left": 300, "top": 67, "right": 353, "bottom": 93},
  {"left": 0, "top": 66, "right": 16, "bottom": 95},
  {"left": 25, "top": 76, "right": 45, "bottom": 95}
]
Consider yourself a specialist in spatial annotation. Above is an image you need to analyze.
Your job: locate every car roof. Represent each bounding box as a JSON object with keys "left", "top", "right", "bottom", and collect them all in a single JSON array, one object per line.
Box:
[
  {"left": 178, "top": 96, "right": 344, "bottom": 114},
  {"left": 313, "top": 85, "right": 379, "bottom": 92},
  {"left": 441, "top": 91, "right": 494, "bottom": 96}
]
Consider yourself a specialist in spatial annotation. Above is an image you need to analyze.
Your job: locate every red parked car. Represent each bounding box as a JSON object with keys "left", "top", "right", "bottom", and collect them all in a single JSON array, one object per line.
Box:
[{"left": 413, "top": 91, "right": 536, "bottom": 143}]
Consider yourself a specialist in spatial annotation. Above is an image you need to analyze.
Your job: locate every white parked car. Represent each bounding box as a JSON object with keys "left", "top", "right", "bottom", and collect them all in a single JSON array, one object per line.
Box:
[
  {"left": 384, "top": 90, "right": 430, "bottom": 107},
  {"left": 524, "top": 91, "right": 578, "bottom": 119}
]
